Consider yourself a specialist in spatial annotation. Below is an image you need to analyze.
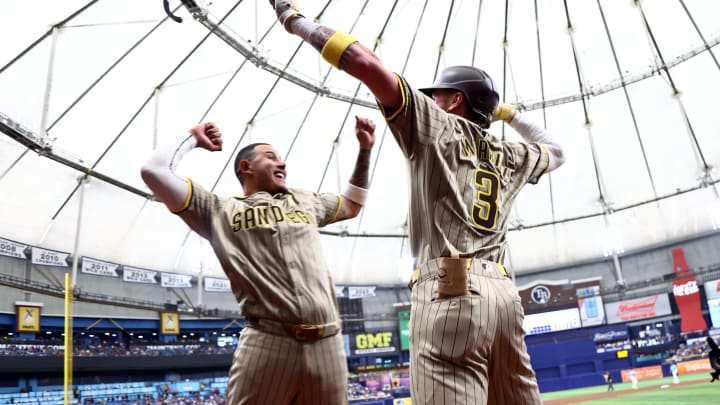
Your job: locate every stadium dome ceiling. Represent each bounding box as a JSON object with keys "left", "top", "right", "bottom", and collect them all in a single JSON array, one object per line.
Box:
[{"left": 1, "top": 0, "right": 719, "bottom": 285}]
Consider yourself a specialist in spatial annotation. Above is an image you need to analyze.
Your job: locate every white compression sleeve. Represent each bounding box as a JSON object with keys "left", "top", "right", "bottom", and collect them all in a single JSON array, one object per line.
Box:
[
  {"left": 341, "top": 182, "right": 368, "bottom": 205},
  {"left": 140, "top": 134, "right": 197, "bottom": 212},
  {"left": 508, "top": 113, "right": 566, "bottom": 172}
]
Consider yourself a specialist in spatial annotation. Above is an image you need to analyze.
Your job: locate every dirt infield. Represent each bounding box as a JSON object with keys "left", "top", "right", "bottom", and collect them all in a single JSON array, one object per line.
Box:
[{"left": 543, "top": 378, "right": 710, "bottom": 404}]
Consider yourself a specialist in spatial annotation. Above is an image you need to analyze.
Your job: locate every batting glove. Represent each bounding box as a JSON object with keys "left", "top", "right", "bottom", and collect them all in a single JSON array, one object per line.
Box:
[
  {"left": 492, "top": 103, "right": 517, "bottom": 123},
  {"left": 270, "top": 0, "right": 304, "bottom": 33}
]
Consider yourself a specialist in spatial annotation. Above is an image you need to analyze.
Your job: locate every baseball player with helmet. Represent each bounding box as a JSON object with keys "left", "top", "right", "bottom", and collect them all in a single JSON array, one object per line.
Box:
[
  {"left": 270, "top": 1, "right": 566, "bottom": 404},
  {"left": 140, "top": 116, "right": 376, "bottom": 405}
]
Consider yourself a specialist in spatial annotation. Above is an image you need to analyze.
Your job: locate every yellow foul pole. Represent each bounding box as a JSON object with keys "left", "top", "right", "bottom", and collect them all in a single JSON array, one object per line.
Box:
[{"left": 63, "top": 272, "right": 73, "bottom": 404}]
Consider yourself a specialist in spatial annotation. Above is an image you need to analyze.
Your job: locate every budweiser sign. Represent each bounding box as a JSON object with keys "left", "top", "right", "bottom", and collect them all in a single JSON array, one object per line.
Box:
[
  {"left": 616, "top": 296, "right": 658, "bottom": 320},
  {"left": 673, "top": 280, "right": 699, "bottom": 296},
  {"left": 605, "top": 294, "right": 672, "bottom": 324}
]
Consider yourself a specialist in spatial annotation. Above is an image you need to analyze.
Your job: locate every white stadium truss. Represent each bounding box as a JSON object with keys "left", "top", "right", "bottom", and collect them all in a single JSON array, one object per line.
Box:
[{"left": 0, "top": 0, "right": 719, "bottom": 285}]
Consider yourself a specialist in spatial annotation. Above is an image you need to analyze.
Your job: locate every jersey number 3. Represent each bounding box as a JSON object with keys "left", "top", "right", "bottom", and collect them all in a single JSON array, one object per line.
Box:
[{"left": 471, "top": 169, "right": 499, "bottom": 231}]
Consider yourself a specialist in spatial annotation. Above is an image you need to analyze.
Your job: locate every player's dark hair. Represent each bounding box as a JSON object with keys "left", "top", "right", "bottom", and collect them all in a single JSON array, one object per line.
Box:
[{"left": 234, "top": 143, "right": 269, "bottom": 184}]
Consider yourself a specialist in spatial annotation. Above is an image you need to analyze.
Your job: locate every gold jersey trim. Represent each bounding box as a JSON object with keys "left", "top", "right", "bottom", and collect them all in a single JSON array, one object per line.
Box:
[
  {"left": 378, "top": 74, "right": 406, "bottom": 122},
  {"left": 171, "top": 177, "right": 193, "bottom": 214},
  {"left": 327, "top": 195, "right": 343, "bottom": 224}
]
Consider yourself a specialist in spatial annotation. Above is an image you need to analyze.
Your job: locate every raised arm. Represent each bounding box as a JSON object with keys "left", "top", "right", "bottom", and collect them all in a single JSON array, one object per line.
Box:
[
  {"left": 333, "top": 116, "right": 376, "bottom": 221},
  {"left": 140, "top": 123, "right": 223, "bottom": 212},
  {"left": 270, "top": 0, "right": 402, "bottom": 112},
  {"left": 493, "top": 104, "right": 566, "bottom": 173}
]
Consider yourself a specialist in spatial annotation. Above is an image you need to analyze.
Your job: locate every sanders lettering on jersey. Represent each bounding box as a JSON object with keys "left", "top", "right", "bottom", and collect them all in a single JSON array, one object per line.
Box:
[{"left": 232, "top": 206, "right": 314, "bottom": 231}]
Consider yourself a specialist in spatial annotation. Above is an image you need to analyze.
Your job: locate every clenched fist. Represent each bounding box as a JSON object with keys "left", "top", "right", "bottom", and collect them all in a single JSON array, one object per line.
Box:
[{"left": 190, "top": 122, "right": 223, "bottom": 152}]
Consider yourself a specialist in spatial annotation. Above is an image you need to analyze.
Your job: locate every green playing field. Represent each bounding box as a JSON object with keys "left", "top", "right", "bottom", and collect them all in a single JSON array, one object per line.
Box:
[{"left": 541, "top": 372, "right": 719, "bottom": 404}]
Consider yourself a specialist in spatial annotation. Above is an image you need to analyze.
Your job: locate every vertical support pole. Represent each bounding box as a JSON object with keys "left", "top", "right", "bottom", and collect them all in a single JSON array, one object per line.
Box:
[
  {"left": 63, "top": 272, "right": 73, "bottom": 405},
  {"left": 71, "top": 176, "right": 87, "bottom": 286},
  {"left": 40, "top": 27, "right": 60, "bottom": 141}
]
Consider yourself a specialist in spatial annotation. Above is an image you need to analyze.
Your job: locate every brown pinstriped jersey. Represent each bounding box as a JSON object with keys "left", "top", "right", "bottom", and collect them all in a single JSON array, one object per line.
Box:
[
  {"left": 381, "top": 75, "right": 550, "bottom": 265},
  {"left": 177, "top": 182, "right": 342, "bottom": 325}
]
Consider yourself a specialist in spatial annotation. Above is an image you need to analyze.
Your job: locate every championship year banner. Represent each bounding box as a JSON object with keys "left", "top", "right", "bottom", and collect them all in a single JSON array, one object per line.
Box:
[
  {"left": 123, "top": 266, "right": 157, "bottom": 284},
  {"left": 0, "top": 237, "right": 28, "bottom": 259},
  {"left": 160, "top": 312, "right": 179, "bottom": 335},
  {"left": 620, "top": 366, "right": 662, "bottom": 382},
  {"left": 204, "top": 277, "right": 231, "bottom": 292},
  {"left": 81, "top": 257, "right": 119, "bottom": 277},
  {"left": 31, "top": 246, "right": 69, "bottom": 267},
  {"left": 161, "top": 272, "right": 192, "bottom": 288},
  {"left": 16, "top": 304, "right": 41, "bottom": 332},
  {"left": 348, "top": 286, "right": 376, "bottom": 299}
]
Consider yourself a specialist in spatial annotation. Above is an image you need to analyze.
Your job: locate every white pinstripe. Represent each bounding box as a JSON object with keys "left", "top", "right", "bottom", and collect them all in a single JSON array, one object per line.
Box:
[
  {"left": 227, "top": 328, "right": 348, "bottom": 404},
  {"left": 410, "top": 263, "right": 540, "bottom": 405}
]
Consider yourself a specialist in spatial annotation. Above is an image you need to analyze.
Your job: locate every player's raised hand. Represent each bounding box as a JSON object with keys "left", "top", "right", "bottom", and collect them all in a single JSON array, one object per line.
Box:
[
  {"left": 269, "top": 0, "right": 303, "bottom": 32},
  {"left": 492, "top": 103, "right": 517, "bottom": 123},
  {"left": 190, "top": 122, "right": 223, "bottom": 152},
  {"left": 355, "top": 116, "right": 376, "bottom": 150}
]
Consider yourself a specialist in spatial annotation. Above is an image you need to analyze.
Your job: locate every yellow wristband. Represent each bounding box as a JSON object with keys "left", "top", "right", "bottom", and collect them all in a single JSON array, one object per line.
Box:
[
  {"left": 494, "top": 104, "right": 515, "bottom": 122},
  {"left": 321, "top": 32, "right": 358, "bottom": 68}
]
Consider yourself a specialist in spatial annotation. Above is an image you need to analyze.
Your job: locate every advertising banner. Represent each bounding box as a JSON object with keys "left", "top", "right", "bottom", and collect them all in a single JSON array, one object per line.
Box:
[
  {"left": 708, "top": 298, "right": 720, "bottom": 329},
  {"left": 593, "top": 329, "right": 629, "bottom": 343},
  {"left": 398, "top": 311, "right": 410, "bottom": 351},
  {"left": 705, "top": 279, "right": 720, "bottom": 300},
  {"left": 677, "top": 359, "right": 712, "bottom": 374},
  {"left": 671, "top": 248, "right": 707, "bottom": 333},
  {"left": 575, "top": 283, "right": 605, "bottom": 327},
  {"left": 350, "top": 330, "right": 398, "bottom": 356},
  {"left": 620, "top": 366, "right": 662, "bottom": 382},
  {"left": 605, "top": 294, "right": 671, "bottom": 323},
  {"left": 523, "top": 307, "right": 581, "bottom": 335}
]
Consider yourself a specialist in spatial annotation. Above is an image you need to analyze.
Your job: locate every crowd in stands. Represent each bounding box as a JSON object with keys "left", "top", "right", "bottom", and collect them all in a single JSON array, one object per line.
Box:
[
  {"left": 664, "top": 336, "right": 711, "bottom": 363},
  {"left": 0, "top": 338, "right": 236, "bottom": 357},
  {"left": 0, "top": 337, "right": 406, "bottom": 405},
  {"left": 79, "top": 391, "right": 228, "bottom": 405}
]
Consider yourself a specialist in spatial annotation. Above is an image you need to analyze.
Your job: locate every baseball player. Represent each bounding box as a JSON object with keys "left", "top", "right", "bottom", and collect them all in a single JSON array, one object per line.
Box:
[
  {"left": 604, "top": 371, "right": 614, "bottom": 391},
  {"left": 140, "top": 116, "right": 376, "bottom": 404},
  {"left": 630, "top": 369, "right": 638, "bottom": 389},
  {"left": 270, "top": 1, "right": 566, "bottom": 404},
  {"left": 670, "top": 362, "right": 679, "bottom": 384}
]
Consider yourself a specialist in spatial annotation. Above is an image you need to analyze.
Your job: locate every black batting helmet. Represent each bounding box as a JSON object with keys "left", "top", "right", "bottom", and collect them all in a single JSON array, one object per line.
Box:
[{"left": 419, "top": 66, "right": 500, "bottom": 126}]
